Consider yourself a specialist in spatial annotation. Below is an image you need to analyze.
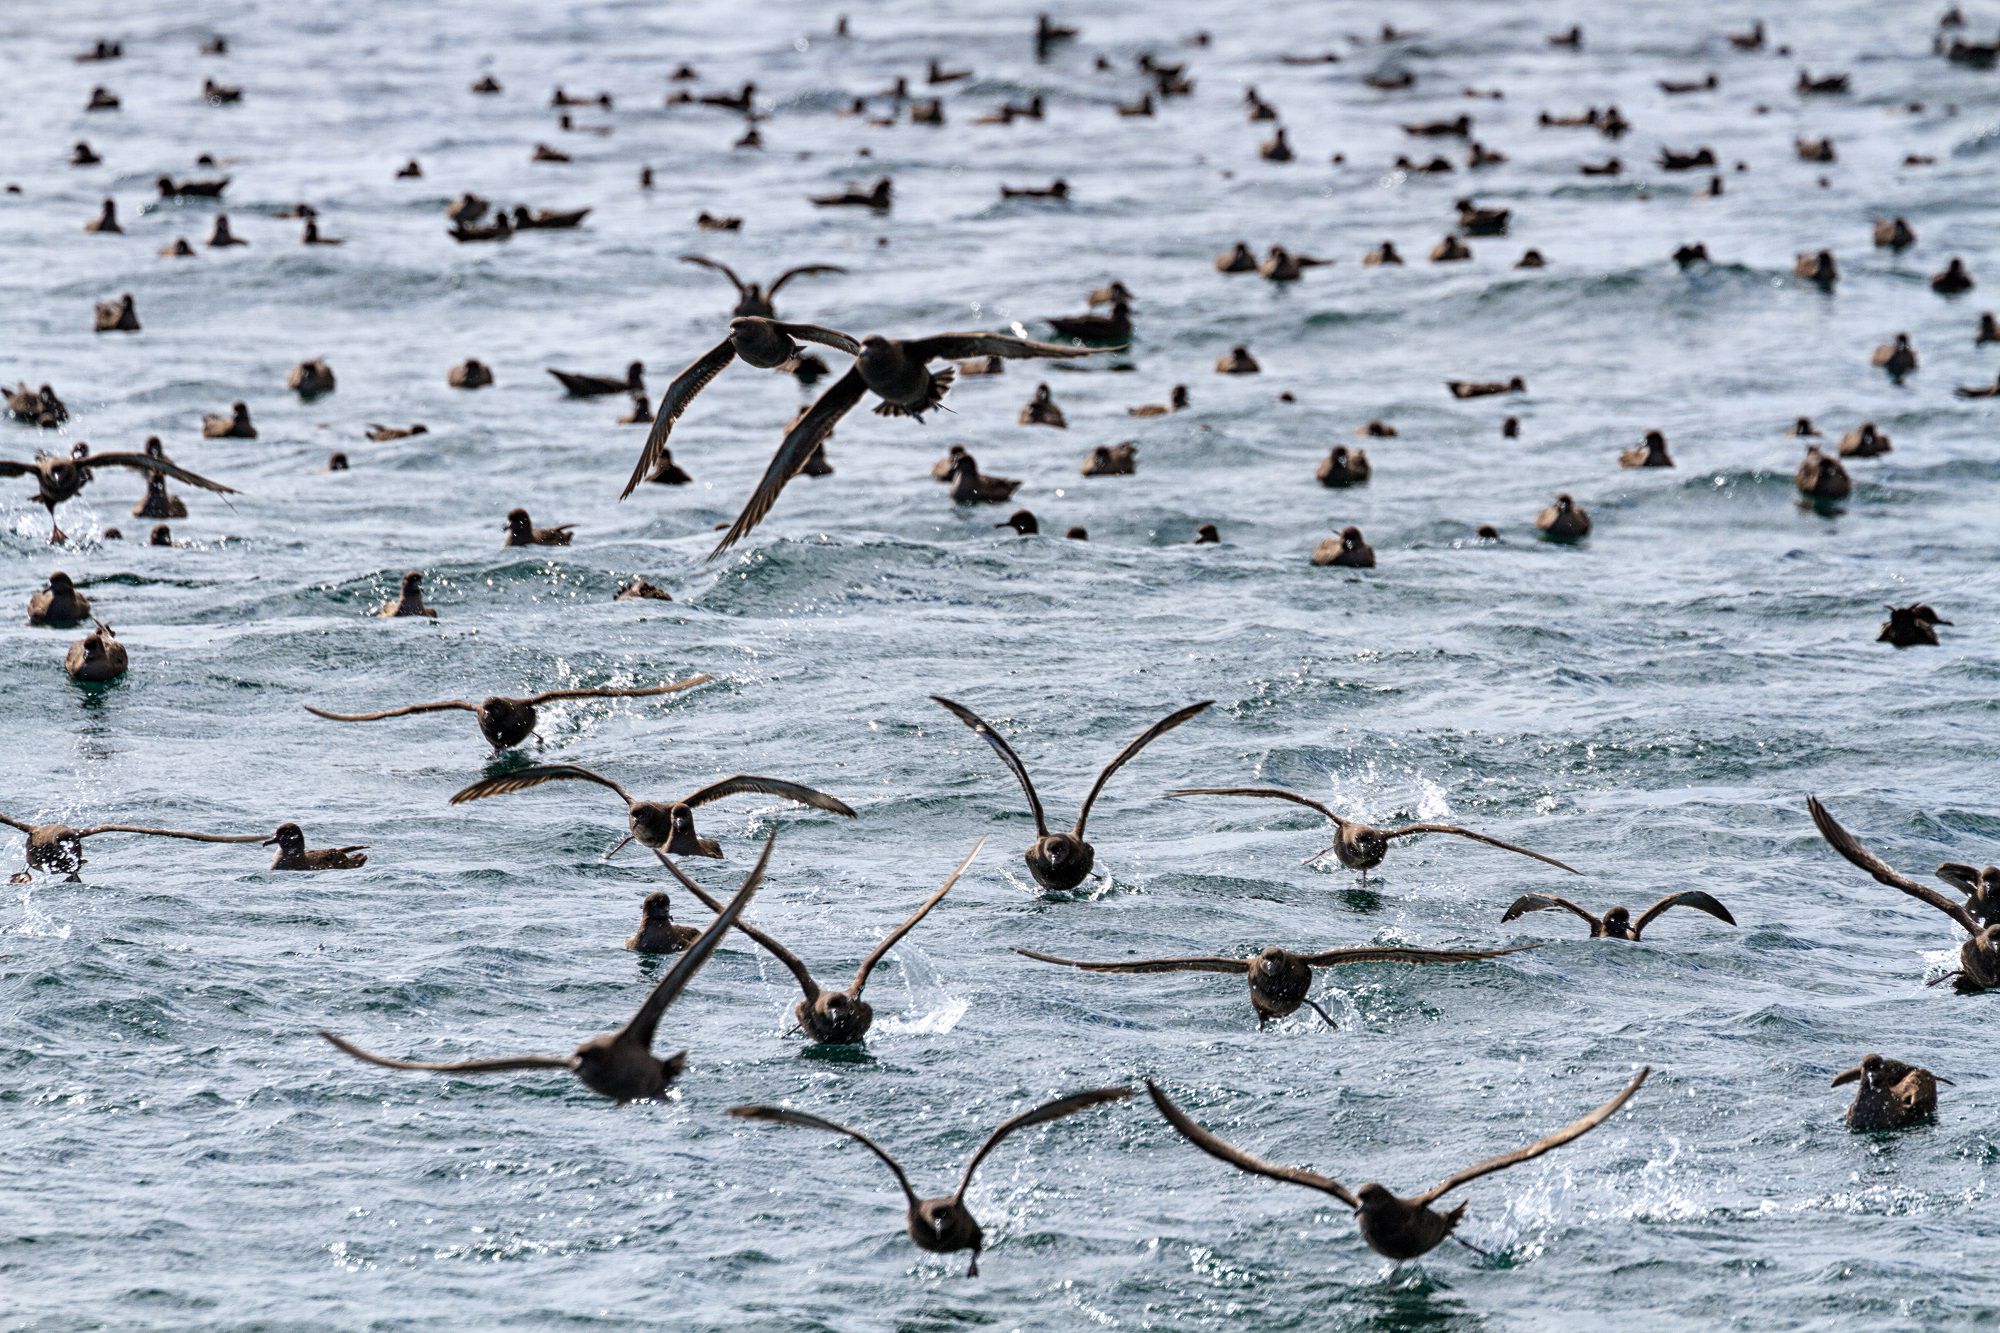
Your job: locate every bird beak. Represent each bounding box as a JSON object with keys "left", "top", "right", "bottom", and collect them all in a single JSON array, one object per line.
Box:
[
  {"left": 1830, "top": 1066, "right": 1861, "bottom": 1087},
  {"left": 259, "top": 835, "right": 279, "bottom": 846},
  {"left": 1934, "top": 1074, "right": 1956, "bottom": 1086},
  {"left": 602, "top": 834, "right": 634, "bottom": 861}
]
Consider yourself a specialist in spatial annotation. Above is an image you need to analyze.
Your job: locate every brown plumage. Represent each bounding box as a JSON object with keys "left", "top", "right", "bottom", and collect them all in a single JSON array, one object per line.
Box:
[
  {"left": 0, "top": 810, "right": 262, "bottom": 881},
  {"left": 1878, "top": 603, "right": 1950, "bottom": 649},
  {"left": 1017, "top": 941, "right": 1537, "bottom": 1028},
  {"left": 660, "top": 839, "right": 982, "bottom": 1045},
  {"left": 1145, "top": 1070, "right": 1648, "bottom": 1262},
  {"left": 504, "top": 508, "right": 573, "bottom": 546},
  {"left": 305, "top": 674, "right": 709, "bottom": 751},
  {"left": 1500, "top": 892, "right": 1734, "bottom": 940},
  {"left": 1807, "top": 796, "right": 2000, "bottom": 993},
  {"left": 0, "top": 445, "right": 236, "bottom": 545},
  {"left": 1795, "top": 445, "right": 1850, "bottom": 501},
  {"left": 1833, "top": 1054, "right": 1948, "bottom": 1132},
  {"left": 449, "top": 763, "right": 852, "bottom": 861},
  {"left": 324, "top": 835, "right": 770, "bottom": 1102},
  {"left": 1168, "top": 785, "right": 1578, "bottom": 878},
  {"left": 729, "top": 1085, "right": 1131, "bottom": 1276},
  {"left": 934, "top": 696, "right": 1211, "bottom": 891},
  {"left": 678, "top": 256, "right": 846, "bottom": 319},
  {"left": 263, "top": 822, "right": 368, "bottom": 871}
]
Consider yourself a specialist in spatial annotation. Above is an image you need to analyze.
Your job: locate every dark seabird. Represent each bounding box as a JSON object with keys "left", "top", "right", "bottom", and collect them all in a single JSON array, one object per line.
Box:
[
  {"left": 997, "top": 509, "right": 1039, "bottom": 535},
  {"left": 1146, "top": 1071, "right": 1647, "bottom": 1262},
  {"left": 288, "top": 360, "right": 335, "bottom": 397},
  {"left": 660, "top": 839, "right": 982, "bottom": 1044},
  {"left": 1168, "top": 785, "right": 1577, "bottom": 877},
  {"left": 6, "top": 382, "right": 66, "bottom": 428},
  {"left": 134, "top": 474, "right": 186, "bottom": 519},
  {"left": 946, "top": 453, "right": 1021, "bottom": 503},
  {"left": 397, "top": 160, "right": 422, "bottom": 178},
  {"left": 679, "top": 256, "right": 846, "bottom": 319},
  {"left": 1975, "top": 313, "right": 1996, "bottom": 344},
  {"left": 645, "top": 448, "right": 691, "bottom": 485},
  {"left": 372, "top": 571, "right": 435, "bottom": 618},
  {"left": 264, "top": 822, "right": 368, "bottom": 870},
  {"left": 1833, "top": 1054, "right": 1948, "bottom": 1132},
  {"left": 1081, "top": 443, "right": 1137, "bottom": 477},
  {"left": 1019, "top": 384, "right": 1067, "bottom": 427},
  {"left": 1808, "top": 796, "right": 2000, "bottom": 993},
  {"left": 1790, "top": 417, "right": 1820, "bottom": 437},
  {"left": 1311, "top": 526, "right": 1375, "bottom": 567},
  {"left": 932, "top": 695, "right": 1211, "bottom": 891},
  {"left": 300, "top": 219, "right": 342, "bottom": 245},
  {"left": 1047, "top": 300, "right": 1131, "bottom": 344},
  {"left": 1536, "top": 493, "right": 1590, "bottom": 540},
  {"left": 28, "top": 572, "right": 91, "bottom": 626},
  {"left": 696, "top": 212, "right": 742, "bottom": 231},
  {"left": 448, "top": 359, "right": 493, "bottom": 389},
  {"left": 1871, "top": 334, "right": 1916, "bottom": 383},
  {"left": 203, "top": 401, "right": 256, "bottom": 438},
  {"left": 95, "top": 294, "right": 139, "bottom": 332},
  {"left": 324, "top": 835, "right": 770, "bottom": 1101},
  {"left": 810, "top": 178, "right": 891, "bottom": 210},
  {"left": 618, "top": 395, "right": 652, "bottom": 425},
  {"left": 1501, "top": 892, "right": 1734, "bottom": 939},
  {"left": 549, "top": 361, "right": 642, "bottom": 397},
  {"left": 1794, "top": 250, "right": 1838, "bottom": 290},
  {"left": 615, "top": 578, "right": 674, "bottom": 602},
  {"left": 618, "top": 318, "right": 862, "bottom": 498},
  {"left": 1362, "top": 242, "right": 1404, "bottom": 266},
  {"left": 160, "top": 175, "right": 228, "bottom": 198},
  {"left": 1672, "top": 243, "right": 1709, "bottom": 268},
  {"left": 1795, "top": 445, "right": 1850, "bottom": 500},
  {"left": 1838, "top": 423, "right": 1890, "bottom": 457},
  {"left": 1066, "top": 526, "right": 1088, "bottom": 540},
  {"left": 1879, "top": 603, "right": 1949, "bottom": 648},
  {"left": 0, "top": 810, "right": 262, "bottom": 881},
  {"left": 365, "top": 423, "right": 427, "bottom": 442},
  {"left": 1430, "top": 237, "right": 1471, "bottom": 262},
  {"left": 1216, "top": 346, "right": 1259, "bottom": 374},
  {"left": 626, "top": 891, "right": 698, "bottom": 954},
  {"left": 1316, "top": 446, "right": 1370, "bottom": 488},
  {"left": 709, "top": 331, "right": 1103, "bottom": 555},
  {"left": 451, "top": 765, "right": 852, "bottom": 860},
  {"left": 1516, "top": 249, "right": 1546, "bottom": 269},
  {"left": 65, "top": 622, "right": 126, "bottom": 682},
  {"left": 512, "top": 207, "right": 590, "bottom": 230},
  {"left": 1216, "top": 242, "right": 1256, "bottom": 272},
  {"left": 83, "top": 199, "right": 121, "bottom": 234},
  {"left": 1620, "top": 431, "right": 1674, "bottom": 468},
  {"left": 147, "top": 524, "right": 172, "bottom": 547},
  {"left": 1932, "top": 258, "right": 1975, "bottom": 295},
  {"left": 207, "top": 215, "right": 246, "bottom": 247},
  {"left": 306, "top": 674, "right": 709, "bottom": 751},
  {"left": 729, "top": 1085, "right": 1130, "bottom": 1276},
  {"left": 1129, "top": 385, "right": 1188, "bottom": 417},
  {"left": 1, "top": 444, "right": 235, "bottom": 544},
  {"left": 1447, "top": 376, "right": 1524, "bottom": 398},
  {"left": 72, "top": 142, "right": 102, "bottom": 166},
  {"left": 1018, "top": 941, "right": 1535, "bottom": 1027},
  {"left": 1191, "top": 524, "right": 1220, "bottom": 545},
  {"left": 504, "top": 508, "right": 573, "bottom": 546}
]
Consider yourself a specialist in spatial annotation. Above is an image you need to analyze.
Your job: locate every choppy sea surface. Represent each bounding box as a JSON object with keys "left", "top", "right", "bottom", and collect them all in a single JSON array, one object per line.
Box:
[{"left": 5, "top": 0, "right": 2000, "bottom": 1328}]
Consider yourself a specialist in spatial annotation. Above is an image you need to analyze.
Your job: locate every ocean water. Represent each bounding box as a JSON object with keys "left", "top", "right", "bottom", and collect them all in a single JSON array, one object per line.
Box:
[{"left": 4, "top": 0, "right": 1999, "bottom": 1327}]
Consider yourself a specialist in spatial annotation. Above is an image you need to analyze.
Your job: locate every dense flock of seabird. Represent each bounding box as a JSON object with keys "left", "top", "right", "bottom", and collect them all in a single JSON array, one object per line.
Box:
[{"left": 9, "top": 7, "right": 1997, "bottom": 1281}]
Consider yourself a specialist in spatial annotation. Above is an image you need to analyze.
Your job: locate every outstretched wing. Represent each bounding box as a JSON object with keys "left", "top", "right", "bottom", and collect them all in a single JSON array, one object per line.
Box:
[
  {"left": 304, "top": 700, "right": 476, "bottom": 723},
  {"left": 1500, "top": 894, "right": 1600, "bottom": 929},
  {"left": 679, "top": 254, "right": 747, "bottom": 294},
  {"left": 1166, "top": 786, "right": 1344, "bottom": 827},
  {"left": 681, "top": 775, "right": 855, "bottom": 817},
  {"left": 1381, "top": 823, "right": 1580, "bottom": 874},
  {"left": 1413, "top": 1067, "right": 1649, "bottom": 1206},
  {"left": 0, "top": 460, "right": 36, "bottom": 478},
  {"left": 1144, "top": 1081, "right": 1356, "bottom": 1206},
  {"left": 654, "top": 847, "right": 818, "bottom": 1002},
  {"left": 449, "top": 763, "right": 632, "bottom": 806},
  {"left": 767, "top": 264, "right": 848, "bottom": 295},
  {"left": 1633, "top": 891, "right": 1736, "bottom": 935},
  {"left": 525, "top": 675, "right": 712, "bottom": 706},
  {"left": 763, "top": 321, "right": 861, "bottom": 355},
  {"left": 955, "top": 1087, "right": 1132, "bottom": 1202},
  {"left": 0, "top": 811, "right": 34, "bottom": 833},
  {"left": 1015, "top": 947, "right": 1249, "bottom": 974},
  {"left": 320, "top": 1031, "right": 575, "bottom": 1075},
  {"left": 708, "top": 366, "right": 868, "bottom": 559},
  {"left": 1297, "top": 943, "right": 1541, "bottom": 967},
  {"left": 931, "top": 696, "right": 1049, "bottom": 836},
  {"left": 1807, "top": 795, "right": 1978, "bottom": 934},
  {"left": 83, "top": 453, "right": 239, "bottom": 495},
  {"left": 621, "top": 339, "right": 735, "bottom": 499},
  {"left": 852, "top": 838, "right": 983, "bottom": 993},
  {"left": 903, "top": 333, "right": 1107, "bottom": 363},
  {"left": 729, "top": 1105, "right": 921, "bottom": 1210},
  {"left": 623, "top": 829, "right": 774, "bottom": 1047},
  {"left": 73, "top": 824, "right": 266, "bottom": 843},
  {"left": 1075, "top": 701, "right": 1213, "bottom": 837}
]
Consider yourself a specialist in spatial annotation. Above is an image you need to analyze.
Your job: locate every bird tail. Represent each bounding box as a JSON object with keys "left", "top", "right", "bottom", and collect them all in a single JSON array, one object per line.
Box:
[{"left": 874, "top": 367, "right": 954, "bottom": 418}]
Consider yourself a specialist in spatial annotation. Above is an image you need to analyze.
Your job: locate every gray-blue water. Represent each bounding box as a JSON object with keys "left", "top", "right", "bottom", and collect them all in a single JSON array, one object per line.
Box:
[{"left": 5, "top": 0, "right": 2000, "bottom": 1327}]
